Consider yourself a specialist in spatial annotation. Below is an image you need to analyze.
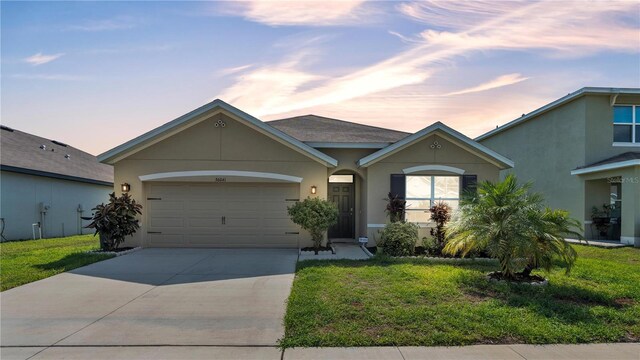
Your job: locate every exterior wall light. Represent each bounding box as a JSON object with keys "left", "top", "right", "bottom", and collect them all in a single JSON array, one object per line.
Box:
[
  {"left": 310, "top": 185, "right": 317, "bottom": 194},
  {"left": 121, "top": 183, "right": 131, "bottom": 193}
]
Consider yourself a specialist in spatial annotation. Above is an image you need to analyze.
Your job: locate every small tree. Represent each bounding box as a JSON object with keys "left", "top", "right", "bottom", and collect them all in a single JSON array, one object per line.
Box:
[
  {"left": 288, "top": 197, "right": 338, "bottom": 254},
  {"left": 86, "top": 192, "right": 143, "bottom": 251},
  {"left": 429, "top": 201, "right": 451, "bottom": 255},
  {"left": 384, "top": 192, "right": 406, "bottom": 222},
  {"left": 444, "top": 175, "right": 581, "bottom": 281}
]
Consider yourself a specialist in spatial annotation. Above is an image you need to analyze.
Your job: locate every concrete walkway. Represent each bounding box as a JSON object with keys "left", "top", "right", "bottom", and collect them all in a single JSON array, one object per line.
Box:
[
  {"left": 566, "top": 238, "right": 630, "bottom": 248},
  {"left": 298, "top": 243, "right": 370, "bottom": 261},
  {"left": 2, "top": 343, "right": 638, "bottom": 359}
]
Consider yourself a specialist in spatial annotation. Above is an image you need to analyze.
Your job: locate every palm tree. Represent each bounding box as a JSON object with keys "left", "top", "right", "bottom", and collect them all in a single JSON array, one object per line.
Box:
[{"left": 443, "top": 174, "right": 581, "bottom": 280}]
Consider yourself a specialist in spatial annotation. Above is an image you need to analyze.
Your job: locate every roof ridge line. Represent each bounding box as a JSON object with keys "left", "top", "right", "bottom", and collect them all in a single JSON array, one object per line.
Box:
[{"left": 267, "top": 114, "right": 411, "bottom": 134}]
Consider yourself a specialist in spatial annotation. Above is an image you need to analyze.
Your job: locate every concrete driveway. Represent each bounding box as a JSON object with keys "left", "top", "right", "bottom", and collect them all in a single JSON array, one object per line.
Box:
[{"left": 1, "top": 248, "right": 297, "bottom": 358}]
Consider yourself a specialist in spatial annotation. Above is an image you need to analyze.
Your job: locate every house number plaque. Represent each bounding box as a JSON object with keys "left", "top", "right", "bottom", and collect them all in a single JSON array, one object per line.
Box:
[{"left": 215, "top": 177, "right": 226, "bottom": 182}]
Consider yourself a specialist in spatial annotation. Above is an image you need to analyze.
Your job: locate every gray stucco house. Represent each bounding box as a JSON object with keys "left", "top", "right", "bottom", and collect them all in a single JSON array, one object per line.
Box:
[
  {"left": 478, "top": 87, "right": 640, "bottom": 246},
  {"left": 0, "top": 125, "right": 113, "bottom": 241}
]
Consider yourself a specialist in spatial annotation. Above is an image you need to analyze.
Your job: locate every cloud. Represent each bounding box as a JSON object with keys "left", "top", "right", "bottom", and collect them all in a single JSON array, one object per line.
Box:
[
  {"left": 217, "top": 64, "right": 254, "bottom": 76},
  {"left": 24, "top": 53, "right": 64, "bottom": 66},
  {"left": 216, "top": 0, "right": 639, "bottom": 125},
  {"left": 444, "top": 73, "right": 529, "bottom": 96},
  {"left": 10, "top": 73, "right": 87, "bottom": 81},
  {"left": 64, "top": 16, "right": 139, "bottom": 31},
  {"left": 215, "top": 0, "right": 372, "bottom": 26}
]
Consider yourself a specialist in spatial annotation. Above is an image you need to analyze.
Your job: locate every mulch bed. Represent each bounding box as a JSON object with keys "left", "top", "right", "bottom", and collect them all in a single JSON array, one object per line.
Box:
[{"left": 487, "top": 271, "right": 548, "bottom": 285}]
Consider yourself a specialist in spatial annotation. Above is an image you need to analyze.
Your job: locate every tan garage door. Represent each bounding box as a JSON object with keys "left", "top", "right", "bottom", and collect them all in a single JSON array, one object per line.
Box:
[{"left": 145, "top": 182, "right": 300, "bottom": 247}]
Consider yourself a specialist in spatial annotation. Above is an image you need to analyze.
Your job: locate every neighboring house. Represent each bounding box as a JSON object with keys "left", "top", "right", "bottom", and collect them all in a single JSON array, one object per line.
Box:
[
  {"left": 478, "top": 87, "right": 640, "bottom": 246},
  {"left": 98, "top": 100, "right": 513, "bottom": 248},
  {"left": 0, "top": 125, "right": 113, "bottom": 241}
]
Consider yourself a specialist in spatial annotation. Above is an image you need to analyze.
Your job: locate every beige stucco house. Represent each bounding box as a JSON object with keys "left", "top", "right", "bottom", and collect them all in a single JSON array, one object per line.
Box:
[
  {"left": 478, "top": 87, "right": 640, "bottom": 246},
  {"left": 99, "top": 100, "right": 512, "bottom": 248}
]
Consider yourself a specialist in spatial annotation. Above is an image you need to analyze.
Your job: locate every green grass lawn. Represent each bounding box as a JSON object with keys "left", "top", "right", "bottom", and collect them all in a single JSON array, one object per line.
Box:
[
  {"left": 282, "top": 245, "right": 640, "bottom": 347},
  {"left": 0, "top": 234, "right": 114, "bottom": 291}
]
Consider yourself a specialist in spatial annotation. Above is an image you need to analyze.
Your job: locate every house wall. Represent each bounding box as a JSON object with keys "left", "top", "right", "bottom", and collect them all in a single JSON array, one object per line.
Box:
[
  {"left": 480, "top": 93, "right": 640, "bottom": 240},
  {"left": 584, "top": 94, "right": 640, "bottom": 164},
  {"left": 113, "top": 112, "right": 328, "bottom": 247},
  {"left": 365, "top": 134, "right": 502, "bottom": 244},
  {"left": 0, "top": 171, "right": 111, "bottom": 240},
  {"left": 479, "top": 96, "right": 588, "bottom": 228}
]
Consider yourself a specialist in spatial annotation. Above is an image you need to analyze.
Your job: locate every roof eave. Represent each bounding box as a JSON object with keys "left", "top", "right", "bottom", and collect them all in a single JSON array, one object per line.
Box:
[
  {"left": 476, "top": 87, "right": 640, "bottom": 142},
  {"left": 357, "top": 122, "right": 514, "bottom": 169},
  {"left": 570, "top": 159, "right": 640, "bottom": 175},
  {"left": 98, "top": 100, "right": 338, "bottom": 168}
]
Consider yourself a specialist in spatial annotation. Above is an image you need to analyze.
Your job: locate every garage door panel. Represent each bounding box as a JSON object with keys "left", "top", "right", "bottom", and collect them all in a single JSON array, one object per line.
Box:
[
  {"left": 146, "top": 182, "right": 300, "bottom": 247},
  {"left": 150, "top": 217, "right": 184, "bottom": 228}
]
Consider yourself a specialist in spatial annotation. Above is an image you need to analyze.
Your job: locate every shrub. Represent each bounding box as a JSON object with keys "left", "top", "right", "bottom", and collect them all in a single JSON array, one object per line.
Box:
[
  {"left": 378, "top": 222, "right": 419, "bottom": 256},
  {"left": 288, "top": 197, "right": 339, "bottom": 254},
  {"left": 429, "top": 201, "right": 451, "bottom": 255},
  {"left": 444, "top": 175, "right": 581, "bottom": 280},
  {"left": 384, "top": 192, "right": 406, "bottom": 222},
  {"left": 86, "top": 192, "right": 143, "bottom": 251}
]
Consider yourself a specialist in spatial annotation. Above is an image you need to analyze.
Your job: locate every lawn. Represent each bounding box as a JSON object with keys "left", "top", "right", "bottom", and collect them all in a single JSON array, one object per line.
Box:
[
  {"left": 282, "top": 245, "right": 640, "bottom": 347},
  {"left": 0, "top": 234, "right": 114, "bottom": 291}
]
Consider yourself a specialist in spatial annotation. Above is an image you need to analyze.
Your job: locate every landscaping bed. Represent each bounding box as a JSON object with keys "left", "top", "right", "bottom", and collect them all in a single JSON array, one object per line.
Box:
[
  {"left": 0, "top": 234, "right": 114, "bottom": 291},
  {"left": 281, "top": 245, "right": 640, "bottom": 347}
]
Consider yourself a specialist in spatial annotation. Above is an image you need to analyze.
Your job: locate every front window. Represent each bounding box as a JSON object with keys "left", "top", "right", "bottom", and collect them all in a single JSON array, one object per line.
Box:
[
  {"left": 613, "top": 105, "right": 639, "bottom": 144},
  {"left": 405, "top": 175, "right": 460, "bottom": 223}
]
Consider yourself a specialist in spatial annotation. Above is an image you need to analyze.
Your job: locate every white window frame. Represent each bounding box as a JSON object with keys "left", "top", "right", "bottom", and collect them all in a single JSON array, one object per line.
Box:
[
  {"left": 612, "top": 104, "right": 640, "bottom": 146},
  {"left": 405, "top": 175, "right": 460, "bottom": 224}
]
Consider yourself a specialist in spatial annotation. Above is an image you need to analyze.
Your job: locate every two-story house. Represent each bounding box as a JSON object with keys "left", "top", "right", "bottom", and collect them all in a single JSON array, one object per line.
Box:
[{"left": 478, "top": 87, "right": 640, "bottom": 246}]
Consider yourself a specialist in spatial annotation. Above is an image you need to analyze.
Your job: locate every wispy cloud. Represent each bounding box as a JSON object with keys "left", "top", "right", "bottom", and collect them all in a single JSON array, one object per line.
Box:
[
  {"left": 444, "top": 73, "right": 529, "bottom": 96},
  {"left": 215, "top": 0, "right": 373, "bottom": 26},
  {"left": 24, "top": 53, "right": 64, "bottom": 66},
  {"left": 85, "top": 44, "right": 174, "bottom": 55},
  {"left": 216, "top": 0, "right": 639, "bottom": 124},
  {"left": 217, "top": 64, "right": 254, "bottom": 76},
  {"left": 10, "top": 73, "right": 87, "bottom": 81},
  {"left": 64, "top": 16, "right": 139, "bottom": 32}
]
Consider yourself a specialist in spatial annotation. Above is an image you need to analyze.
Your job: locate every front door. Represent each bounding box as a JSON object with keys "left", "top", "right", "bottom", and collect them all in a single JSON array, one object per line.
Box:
[{"left": 328, "top": 182, "right": 355, "bottom": 239}]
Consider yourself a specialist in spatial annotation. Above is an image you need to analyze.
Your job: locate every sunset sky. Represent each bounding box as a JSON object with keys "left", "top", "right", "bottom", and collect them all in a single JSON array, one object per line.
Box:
[{"left": 2, "top": 1, "right": 639, "bottom": 155}]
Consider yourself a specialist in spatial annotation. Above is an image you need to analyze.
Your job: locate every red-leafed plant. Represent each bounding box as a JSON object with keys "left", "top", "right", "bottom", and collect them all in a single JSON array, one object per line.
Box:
[{"left": 429, "top": 201, "right": 451, "bottom": 255}]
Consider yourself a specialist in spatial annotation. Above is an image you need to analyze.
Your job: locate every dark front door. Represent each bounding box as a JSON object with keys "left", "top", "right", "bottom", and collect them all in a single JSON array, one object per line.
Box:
[{"left": 328, "top": 183, "right": 355, "bottom": 239}]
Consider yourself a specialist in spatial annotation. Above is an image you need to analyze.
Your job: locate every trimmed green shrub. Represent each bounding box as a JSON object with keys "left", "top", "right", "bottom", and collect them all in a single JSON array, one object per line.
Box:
[
  {"left": 288, "top": 197, "right": 339, "bottom": 254},
  {"left": 378, "top": 222, "right": 419, "bottom": 256}
]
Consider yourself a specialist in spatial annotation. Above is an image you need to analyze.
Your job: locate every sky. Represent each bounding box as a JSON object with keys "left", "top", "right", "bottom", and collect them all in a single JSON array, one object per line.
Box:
[{"left": 2, "top": 1, "right": 639, "bottom": 156}]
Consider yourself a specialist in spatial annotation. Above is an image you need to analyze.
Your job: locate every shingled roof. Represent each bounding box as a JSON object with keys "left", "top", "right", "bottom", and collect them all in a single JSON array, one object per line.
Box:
[
  {"left": 0, "top": 125, "right": 113, "bottom": 185},
  {"left": 576, "top": 152, "right": 640, "bottom": 169},
  {"left": 267, "top": 115, "right": 410, "bottom": 143}
]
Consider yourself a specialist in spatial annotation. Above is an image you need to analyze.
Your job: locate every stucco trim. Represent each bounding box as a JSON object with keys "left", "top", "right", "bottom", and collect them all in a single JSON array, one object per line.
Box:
[
  {"left": 139, "top": 170, "right": 303, "bottom": 183},
  {"left": 403, "top": 165, "right": 466, "bottom": 175},
  {"left": 476, "top": 87, "right": 640, "bottom": 141},
  {"left": 98, "top": 99, "right": 338, "bottom": 167},
  {"left": 367, "top": 224, "right": 386, "bottom": 228},
  {"left": 357, "top": 122, "right": 514, "bottom": 169},
  {"left": 570, "top": 159, "right": 640, "bottom": 175}
]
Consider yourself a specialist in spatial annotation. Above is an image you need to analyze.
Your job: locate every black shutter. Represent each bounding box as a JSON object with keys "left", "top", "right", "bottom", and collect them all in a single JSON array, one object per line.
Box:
[
  {"left": 462, "top": 175, "right": 478, "bottom": 196},
  {"left": 390, "top": 174, "right": 406, "bottom": 199}
]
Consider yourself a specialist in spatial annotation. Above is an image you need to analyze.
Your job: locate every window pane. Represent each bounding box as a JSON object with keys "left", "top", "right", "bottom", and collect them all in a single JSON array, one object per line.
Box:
[
  {"left": 613, "top": 106, "right": 633, "bottom": 124},
  {"left": 406, "top": 176, "right": 431, "bottom": 198},
  {"left": 613, "top": 125, "right": 632, "bottom": 142},
  {"left": 406, "top": 199, "right": 430, "bottom": 210},
  {"left": 329, "top": 175, "right": 353, "bottom": 183},
  {"left": 406, "top": 210, "right": 430, "bottom": 223},
  {"left": 636, "top": 125, "right": 640, "bottom": 143},
  {"left": 434, "top": 176, "right": 460, "bottom": 198}
]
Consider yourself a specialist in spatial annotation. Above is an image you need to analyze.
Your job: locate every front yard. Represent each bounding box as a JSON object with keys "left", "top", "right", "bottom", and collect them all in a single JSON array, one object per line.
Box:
[
  {"left": 0, "top": 234, "right": 114, "bottom": 291},
  {"left": 282, "top": 245, "right": 640, "bottom": 347}
]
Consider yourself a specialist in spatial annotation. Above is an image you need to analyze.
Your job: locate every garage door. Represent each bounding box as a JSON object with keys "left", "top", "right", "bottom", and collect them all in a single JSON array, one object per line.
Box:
[{"left": 145, "top": 182, "right": 301, "bottom": 247}]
